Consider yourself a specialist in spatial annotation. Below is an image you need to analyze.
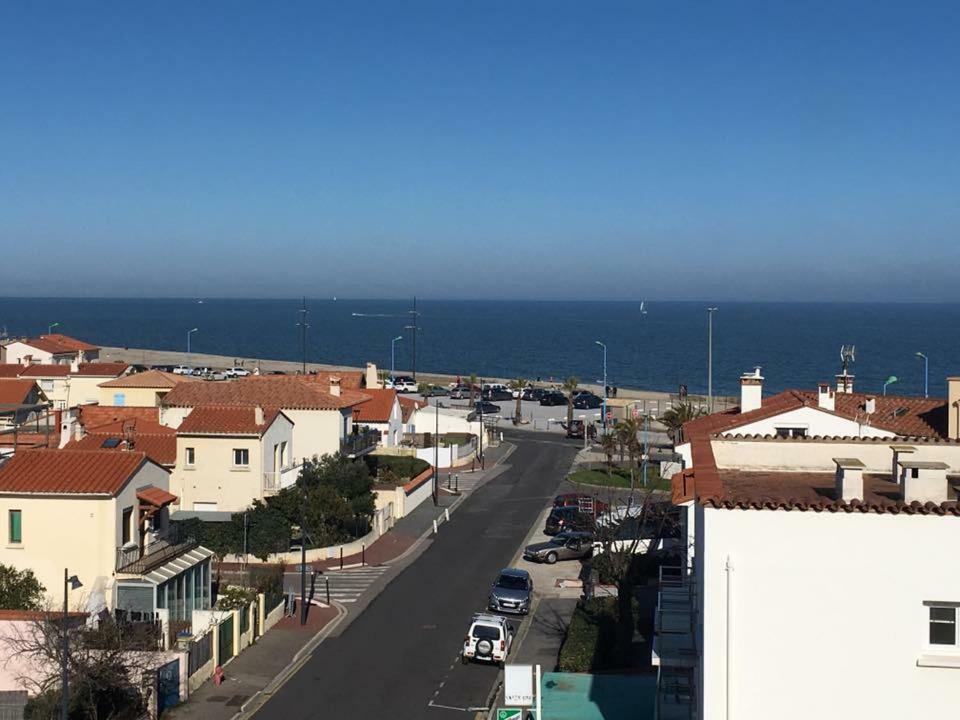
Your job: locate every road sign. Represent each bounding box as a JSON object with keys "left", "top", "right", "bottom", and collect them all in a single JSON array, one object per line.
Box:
[
  {"left": 505, "top": 664, "right": 534, "bottom": 706},
  {"left": 497, "top": 710, "right": 522, "bottom": 720}
]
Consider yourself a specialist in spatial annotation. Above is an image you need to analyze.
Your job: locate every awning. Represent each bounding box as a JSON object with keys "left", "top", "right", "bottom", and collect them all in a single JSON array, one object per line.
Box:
[
  {"left": 143, "top": 546, "right": 214, "bottom": 585},
  {"left": 137, "top": 485, "right": 178, "bottom": 507}
]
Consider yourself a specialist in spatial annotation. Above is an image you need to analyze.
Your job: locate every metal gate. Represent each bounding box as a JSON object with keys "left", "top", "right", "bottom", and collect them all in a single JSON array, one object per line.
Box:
[
  {"left": 218, "top": 615, "right": 234, "bottom": 662},
  {"left": 156, "top": 658, "right": 180, "bottom": 714}
]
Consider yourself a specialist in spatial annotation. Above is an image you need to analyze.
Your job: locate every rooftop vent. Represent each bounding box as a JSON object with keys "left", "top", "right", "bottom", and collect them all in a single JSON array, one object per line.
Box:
[
  {"left": 833, "top": 457, "right": 865, "bottom": 502},
  {"left": 899, "top": 460, "right": 950, "bottom": 504}
]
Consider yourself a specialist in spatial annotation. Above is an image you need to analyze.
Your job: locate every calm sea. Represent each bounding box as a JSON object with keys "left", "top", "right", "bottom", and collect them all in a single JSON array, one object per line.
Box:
[{"left": 1, "top": 298, "right": 957, "bottom": 398}]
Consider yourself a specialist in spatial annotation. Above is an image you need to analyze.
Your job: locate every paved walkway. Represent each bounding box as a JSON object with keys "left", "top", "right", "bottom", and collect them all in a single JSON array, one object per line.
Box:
[{"left": 168, "top": 442, "right": 513, "bottom": 720}]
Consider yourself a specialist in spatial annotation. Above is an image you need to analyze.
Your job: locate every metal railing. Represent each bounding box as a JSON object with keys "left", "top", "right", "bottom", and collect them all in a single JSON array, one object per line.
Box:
[
  {"left": 115, "top": 526, "right": 199, "bottom": 574},
  {"left": 340, "top": 427, "right": 380, "bottom": 456},
  {"left": 262, "top": 471, "right": 280, "bottom": 494}
]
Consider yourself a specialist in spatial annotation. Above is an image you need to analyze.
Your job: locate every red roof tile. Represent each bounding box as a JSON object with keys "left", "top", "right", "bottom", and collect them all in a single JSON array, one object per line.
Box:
[
  {"left": 0, "top": 610, "right": 87, "bottom": 621},
  {"left": 0, "top": 380, "right": 40, "bottom": 407},
  {"left": 297, "top": 371, "right": 365, "bottom": 390},
  {"left": 0, "top": 449, "right": 154, "bottom": 495},
  {"left": 17, "top": 365, "right": 70, "bottom": 378},
  {"left": 162, "top": 376, "right": 364, "bottom": 410},
  {"left": 19, "top": 334, "right": 99, "bottom": 354},
  {"left": 74, "top": 363, "right": 129, "bottom": 377},
  {"left": 0, "top": 365, "right": 24, "bottom": 378},
  {"left": 78, "top": 405, "right": 161, "bottom": 428},
  {"left": 353, "top": 389, "right": 398, "bottom": 423},
  {"left": 67, "top": 418, "right": 177, "bottom": 466},
  {"left": 177, "top": 406, "right": 285, "bottom": 435},
  {"left": 0, "top": 432, "right": 58, "bottom": 450},
  {"left": 398, "top": 396, "right": 426, "bottom": 423},
  {"left": 137, "top": 485, "right": 178, "bottom": 507},
  {"left": 99, "top": 369, "right": 198, "bottom": 389}
]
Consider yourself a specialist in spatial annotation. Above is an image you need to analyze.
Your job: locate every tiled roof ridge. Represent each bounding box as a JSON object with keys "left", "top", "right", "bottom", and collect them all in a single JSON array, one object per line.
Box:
[
  {"left": 718, "top": 432, "right": 960, "bottom": 443},
  {"left": 703, "top": 496, "right": 960, "bottom": 516}
]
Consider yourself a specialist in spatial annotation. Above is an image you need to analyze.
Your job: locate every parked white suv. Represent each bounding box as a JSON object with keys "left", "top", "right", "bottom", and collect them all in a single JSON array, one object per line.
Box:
[
  {"left": 461, "top": 613, "right": 514, "bottom": 667},
  {"left": 226, "top": 367, "right": 250, "bottom": 378},
  {"left": 172, "top": 365, "right": 192, "bottom": 375},
  {"left": 393, "top": 377, "right": 418, "bottom": 393}
]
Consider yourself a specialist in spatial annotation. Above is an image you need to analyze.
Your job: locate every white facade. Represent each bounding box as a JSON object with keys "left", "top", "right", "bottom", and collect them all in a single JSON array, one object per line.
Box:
[
  {"left": 694, "top": 504, "right": 960, "bottom": 719},
  {"left": 3, "top": 341, "right": 98, "bottom": 366},
  {"left": 726, "top": 405, "right": 894, "bottom": 439},
  {"left": 363, "top": 398, "right": 403, "bottom": 447}
]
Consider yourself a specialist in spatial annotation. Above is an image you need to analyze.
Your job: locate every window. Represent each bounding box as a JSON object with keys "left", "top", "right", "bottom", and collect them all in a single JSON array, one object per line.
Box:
[
  {"left": 233, "top": 448, "right": 250, "bottom": 467},
  {"left": 113, "top": 392, "right": 126, "bottom": 406},
  {"left": 121, "top": 506, "right": 133, "bottom": 545},
  {"left": 40, "top": 380, "right": 54, "bottom": 391},
  {"left": 8, "top": 510, "right": 21, "bottom": 544},
  {"left": 774, "top": 427, "right": 807, "bottom": 439},
  {"left": 912, "top": 468, "right": 920, "bottom": 479},
  {"left": 185, "top": 447, "right": 195, "bottom": 466},
  {"left": 930, "top": 606, "right": 957, "bottom": 646}
]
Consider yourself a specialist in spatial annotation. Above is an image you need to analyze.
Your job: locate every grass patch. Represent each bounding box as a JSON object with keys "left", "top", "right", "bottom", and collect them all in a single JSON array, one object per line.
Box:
[
  {"left": 569, "top": 465, "right": 669, "bottom": 490},
  {"left": 365, "top": 455, "right": 431, "bottom": 480}
]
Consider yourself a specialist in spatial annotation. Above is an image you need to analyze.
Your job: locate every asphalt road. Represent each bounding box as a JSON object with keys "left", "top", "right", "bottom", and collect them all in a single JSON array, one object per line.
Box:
[{"left": 256, "top": 430, "right": 580, "bottom": 720}]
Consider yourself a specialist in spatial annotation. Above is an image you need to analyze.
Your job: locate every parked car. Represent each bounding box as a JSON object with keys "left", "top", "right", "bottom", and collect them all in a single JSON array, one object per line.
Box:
[
  {"left": 521, "top": 387, "right": 546, "bottom": 402},
  {"left": 473, "top": 401, "right": 501, "bottom": 414},
  {"left": 226, "top": 367, "right": 250, "bottom": 378},
  {"left": 192, "top": 367, "right": 213, "bottom": 377},
  {"left": 523, "top": 531, "right": 594, "bottom": 564},
  {"left": 487, "top": 568, "right": 532, "bottom": 615},
  {"left": 461, "top": 613, "right": 514, "bottom": 667},
  {"left": 573, "top": 392, "right": 603, "bottom": 409},
  {"left": 419, "top": 384, "right": 448, "bottom": 397},
  {"left": 554, "top": 493, "right": 609, "bottom": 515},
  {"left": 450, "top": 385, "right": 475, "bottom": 400},
  {"left": 539, "top": 390, "right": 568, "bottom": 407},
  {"left": 204, "top": 370, "right": 229, "bottom": 381},
  {"left": 172, "top": 365, "right": 192, "bottom": 375},
  {"left": 393, "top": 377, "right": 418, "bottom": 393},
  {"left": 482, "top": 388, "right": 513, "bottom": 402},
  {"left": 544, "top": 506, "right": 595, "bottom": 535},
  {"left": 566, "top": 419, "right": 585, "bottom": 439},
  {"left": 593, "top": 502, "right": 682, "bottom": 556}
]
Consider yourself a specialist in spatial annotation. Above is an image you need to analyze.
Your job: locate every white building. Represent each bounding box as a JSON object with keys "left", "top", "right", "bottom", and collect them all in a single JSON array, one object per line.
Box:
[
  {"left": 3, "top": 334, "right": 100, "bottom": 365},
  {"left": 353, "top": 388, "right": 403, "bottom": 447}
]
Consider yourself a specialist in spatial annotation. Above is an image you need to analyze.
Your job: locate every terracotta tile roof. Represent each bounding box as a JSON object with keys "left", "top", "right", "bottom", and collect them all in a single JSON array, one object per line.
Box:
[
  {"left": 162, "top": 376, "right": 364, "bottom": 411},
  {"left": 353, "top": 389, "right": 398, "bottom": 423},
  {"left": 68, "top": 418, "right": 177, "bottom": 466},
  {"left": 297, "top": 371, "right": 365, "bottom": 390},
  {"left": 137, "top": 485, "right": 178, "bottom": 507},
  {"left": 0, "top": 380, "right": 40, "bottom": 407},
  {"left": 83, "top": 417, "right": 173, "bottom": 435},
  {"left": 0, "top": 610, "right": 87, "bottom": 621},
  {"left": 398, "top": 396, "right": 426, "bottom": 423},
  {"left": 74, "top": 362, "right": 129, "bottom": 377},
  {"left": 0, "top": 365, "right": 24, "bottom": 378},
  {"left": 17, "top": 364, "right": 70, "bottom": 378},
  {"left": 177, "top": 406, "right": 285, "bottom": 435},
  {"left": 0, "top": 449, "right": 154, "bottom": 496},
  {"left": 78, "top": 405, "right": 161, "bottom": 428},
  {"left": 0, "top": 432, "right": 58, "bottom": 450},
  {"left": 20, "top": 334, "right": 99, "bottom": 354},
  {"left": 99, "top": 369, "right": 198, "bottom": 389},
  {"left": 700, "top": 468, "right": 960, "bottom": 516}
]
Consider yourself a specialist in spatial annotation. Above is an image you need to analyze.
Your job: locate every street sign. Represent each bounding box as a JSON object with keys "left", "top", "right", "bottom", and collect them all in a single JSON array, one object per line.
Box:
[
  {"left": 505, "top": 664, "right": 534, "bottom": 706},
  {"left": 497, "top": 710, "right": 522, "bottom": 720}
]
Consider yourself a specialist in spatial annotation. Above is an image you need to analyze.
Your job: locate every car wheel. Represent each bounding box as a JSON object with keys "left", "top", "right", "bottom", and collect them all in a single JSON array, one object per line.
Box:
[{"left": 546, "top": 551, "right": 558, "bottom": 564}]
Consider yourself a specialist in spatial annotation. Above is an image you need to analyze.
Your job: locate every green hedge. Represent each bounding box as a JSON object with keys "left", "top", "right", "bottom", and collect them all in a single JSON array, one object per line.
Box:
[
  {"left": 365, "top": 454, "right": 430, "bottom": 480},
  {"left": 558, "top": 598, "right": 619, "bottom": 672}
]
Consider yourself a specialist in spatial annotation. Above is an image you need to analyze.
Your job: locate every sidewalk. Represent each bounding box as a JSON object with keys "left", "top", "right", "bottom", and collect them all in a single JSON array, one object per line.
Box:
[{"left": 169, "top": 442, "right": 514, "bottom": 720}]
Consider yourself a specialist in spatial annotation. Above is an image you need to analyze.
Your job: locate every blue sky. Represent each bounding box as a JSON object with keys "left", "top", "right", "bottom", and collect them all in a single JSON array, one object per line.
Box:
[{"left": 1, "top": 1, "right": 958, "bottom": 300}]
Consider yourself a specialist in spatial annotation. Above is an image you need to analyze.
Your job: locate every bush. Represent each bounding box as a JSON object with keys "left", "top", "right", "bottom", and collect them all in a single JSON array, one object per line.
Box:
[
  {"left": 365, "top": 455, "right": 430, "bottom": 480},
  {"left": 557, "top": 597, "right": 640, "bottom": 672},
  {"left": 216, "top": 585, "right": 257, "bottom": 611}
]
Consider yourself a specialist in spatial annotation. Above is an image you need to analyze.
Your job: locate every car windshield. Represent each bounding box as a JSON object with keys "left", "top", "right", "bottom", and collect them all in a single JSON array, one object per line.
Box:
[
  {"left": 472, "top": 625, "right": 500, "bottom": 639},
  {"left": 496, "top": 574, "right": 527, "bottom": 590}
]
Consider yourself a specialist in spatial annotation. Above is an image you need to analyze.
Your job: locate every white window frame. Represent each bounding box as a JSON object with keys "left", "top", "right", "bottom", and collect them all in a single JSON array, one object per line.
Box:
[
  {"left": 185, "top": 447, "right": 195, "bottom": 468},
  {"left": 233, "top": 448, "right": 250, "bottom": 468}
]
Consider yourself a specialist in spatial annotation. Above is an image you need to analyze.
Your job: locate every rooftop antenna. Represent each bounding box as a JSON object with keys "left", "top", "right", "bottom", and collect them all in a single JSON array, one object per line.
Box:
[
  {"left": 840, "top": 345, "right": 856, "bottom": 375},
  {"left": 297, "top": 298, "right": 310, "bottom": 375}
]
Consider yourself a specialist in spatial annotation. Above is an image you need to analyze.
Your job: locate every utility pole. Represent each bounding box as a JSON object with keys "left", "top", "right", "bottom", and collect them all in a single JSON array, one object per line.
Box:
[
  {"left": 300, "top": 483, "right": 307, "bottom": 626},
  {"left": 433, "top": 398, "right": 439, "bottom": 505},
  {"left": 478, "top": 377, "right": 484, "bottom": 467},
  {"left": 405, "top": 297, "right": 420, "bottom": 381},
  {"left": 298, "top": 298, "right": 310, "bottom": 375},
  {"left": 707, "top": 310, "right": 712, "bottom": 412}
]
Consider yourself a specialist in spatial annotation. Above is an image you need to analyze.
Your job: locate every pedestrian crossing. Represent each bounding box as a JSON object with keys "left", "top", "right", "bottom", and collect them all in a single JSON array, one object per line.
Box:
[
  {"left": 316, "top": 565, "right": 390, "bottom": 604},
  {"left": 438, "top": 469, "right": 486, "bottom": 496}
]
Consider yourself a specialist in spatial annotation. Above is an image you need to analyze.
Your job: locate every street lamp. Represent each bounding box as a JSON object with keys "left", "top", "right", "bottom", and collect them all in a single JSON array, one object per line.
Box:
[
  {"left": 883, "top": 375, "right": 898, "bottom": 396},
  {"left": 391, "top": 336, "right": 403, "bottom": 384},
  {"left": 915, "top": 352, "right": 929, "bottom": 398},
  {"left": 595, "top": 341, "right": 607, "bottom": 430},
  {"left": 186, "top": 328, "right": 198, "bottom": 359},
  {"left": 61, "top": 569, "right": 82, "bottom": 720},
  {"left": 707, "top": 307, "right": 718, "bottom": 413},
  {"left": 48, "top": 322, "right": 61, "bottom": 335}
]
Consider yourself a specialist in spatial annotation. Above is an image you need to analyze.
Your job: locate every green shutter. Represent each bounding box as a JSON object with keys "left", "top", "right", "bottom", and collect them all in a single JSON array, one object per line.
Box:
[{"left": 9, "top": 510, "right": 21, "bottom": 544}]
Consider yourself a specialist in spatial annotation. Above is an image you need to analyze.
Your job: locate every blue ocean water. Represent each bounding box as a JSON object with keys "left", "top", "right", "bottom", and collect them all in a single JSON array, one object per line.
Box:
[{"left": 1, "top": 298, "right": 957, "bottom": 398}]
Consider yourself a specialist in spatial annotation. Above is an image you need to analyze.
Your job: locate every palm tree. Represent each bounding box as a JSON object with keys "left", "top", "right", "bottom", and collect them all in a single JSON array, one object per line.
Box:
[
  {"left": 616, "top": 416, "right": 643, "bottom": 490},
  {"left": 600, "top": 431, "right": 618, "bottom": 480},
  {"left": 508, "top": 378, "right": 527, "bottom": 425},
  {"left": 661, "top": 401, "right": 704, "bottom": 444},
  {"left": 562, "top": 376, "right": 579, "bottom": 429},
  {"left": 468, "top": 373, "right": 478, "bottom": 405}
]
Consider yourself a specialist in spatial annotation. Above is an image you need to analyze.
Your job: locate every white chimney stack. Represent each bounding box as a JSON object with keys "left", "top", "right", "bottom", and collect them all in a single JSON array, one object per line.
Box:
[
  {"left": 329, "top": 377, "right": 341, "bottom": 397},
  {"left": 833, "top": 458, "right": 865, "bottom": 502},
  {"left": 365, "top": 362, "right": 379, "bottom": 389},
  {"left": 254, "top": 405, "right": 264, "bottom": 426},
  {"left": 948, "top": 377, "right": 960, "bottom": 440},
  {"left": 836, "top": 371, "right": 855, "bottom": 394},
  {"left": 817, "top": 382, "right": 835, "bottom": 412},
  {"left": 899, "top": 460, "right": 950, "bottom": 504},
  {"left": 739, "top": 367, "right": 763, "bottom": 413},
  {"left": 864, "top": 396, "right": 876, "bottom": 415}
]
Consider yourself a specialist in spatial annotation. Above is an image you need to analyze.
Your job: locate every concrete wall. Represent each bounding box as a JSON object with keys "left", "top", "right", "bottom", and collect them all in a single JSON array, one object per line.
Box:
[
  {"left": 410, "top": 406, "right": 480, "bottom": 437},
  {"left": 725, "top": 405, "right": 894, "bottom": 439},
  {"left": 697, "top": 505, "right": 960, "bottom": 719},
  {"left": 0, "top": 461, "right": 170, "bottom": 612},
  {"left": 713, "top": 437, "right": 960, "bottom": 473}
]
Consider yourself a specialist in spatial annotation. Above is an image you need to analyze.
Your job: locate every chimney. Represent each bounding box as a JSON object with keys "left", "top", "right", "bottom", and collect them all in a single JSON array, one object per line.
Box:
[
  {"left": 73, "top": 418, "right": 84, "bottom": 441},
  {"left": 864, "top": 396, "right": 876, "bottom": 415},
  {"left": 254, "top": 405, "right": 264, "bottom": 425},
  {"left": 739, "top": 367, "right": 763, "bottom": 413},
  {"left": 899, "top": 460, "right": 950, "bottom": 504},
  {"left": 69, "top": 360, "right": 79, "bottom": 373},
  {"left": 817, "top": 382, "right": 835, "bottom": 412},
  {"left": 836, "top": 371, "right": 855, "bottom": 394},
  {"left": 889, "top": 445, "right": 915, "bottom": 487},
  {"left": 833, "top": 458, "right": 865, "bottom": 502},
  {"left": 365, "top": 363, "right": 379, "bottom": 389},
  {"left": 948, "top": 377, "right": 960, "bottom": 440},
  {"left": 23, "top": 355, "right": 33, "bottom": 366},
  {"left": 329, "top": 377, "right": 341, "bottom": 397}
]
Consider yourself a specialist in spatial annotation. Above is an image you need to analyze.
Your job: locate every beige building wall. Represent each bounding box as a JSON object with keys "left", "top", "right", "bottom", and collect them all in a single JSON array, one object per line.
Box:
[
  {"left": 174, "top": 435, "right": 263, "bottom": 513},
  {"left": 3, "top": 342, "right": 56, "bottom": 365},
  {"left": 98, "top": 385, "right": 166, "bottom": 407},
  {"left": 68, "top": 376, "right": 109, "bottom": 406},
  {"left": 0, "top": 462, "right": 169, "bottom": 612}
]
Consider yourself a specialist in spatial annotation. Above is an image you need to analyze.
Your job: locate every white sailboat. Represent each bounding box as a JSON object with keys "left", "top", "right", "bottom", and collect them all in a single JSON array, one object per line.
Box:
[{"left": 639, "top": 301, "right": 647, "bottom": 315}]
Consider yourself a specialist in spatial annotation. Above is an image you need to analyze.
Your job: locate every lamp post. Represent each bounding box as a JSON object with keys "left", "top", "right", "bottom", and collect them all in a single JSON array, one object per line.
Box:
[
  {"left": 915, "top": 352, "right": 929, "bottom": 398},
  {"left": 391, "top": 336, "right": 403, "bottom": 384},
  {"left": 61, "top": 569, "right": 82, "bottom": 720},
  {"left": 186, "top": 327, "right": 198, "bottom": 358},
  {"left": 883, "top": 375, "right": 898, "bottom": 396},
  {"left": 433, "top": 397, "right": 439, "bottom": 505},
  {"left": 707, "top": 307, "right": 718, "bottom": 413},
  {"left": 478, "top": 377, "right": 484, "bottom": 467},
  {"left": 48, "top": 322, "right": 61, "bottom": 335},
  {"left": 595, "top": 341, "right": 607, "bottom": 430}
]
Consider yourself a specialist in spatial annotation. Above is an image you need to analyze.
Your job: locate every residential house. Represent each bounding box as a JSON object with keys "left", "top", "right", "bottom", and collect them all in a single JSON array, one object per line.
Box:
[
  {"left": 67, "top": 417, "right": 177, "bottom": 470},
  {"left": 2, "top": 334, "right": 100, "bottom": 365},
  {"left": 171, "top": 406, "right": 295, "bottom": 512},
  {"left": 160, "top": 375, "right": 373, "bottom": 463},
  {"left": 98, "top": 369, "right": 199, "bottom": 407},
  {"left": 15, "top": 362, "right": 129, "bottom": 409},
  {"left": 0, "top": 450, "right": 212, "bottom": 624},
  {"left": 398, "top": 396, "right": 426, "bottom": 434},
  {"left": 0, "top": 380, "right": 48, "bottom": 428},
  {"left": 652, "top": 369, "right": 960, "bottom": 719},
  {"left": 353, "top": 388, "right": 402, "bottom": 447}
]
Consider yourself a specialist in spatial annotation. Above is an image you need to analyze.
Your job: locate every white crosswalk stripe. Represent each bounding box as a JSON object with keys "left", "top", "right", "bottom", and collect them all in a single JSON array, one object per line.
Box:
[
  {"left": 317, "top": 565, "right": 390, "bottom": 604},
  {"left": 438, "top": 469, "right": 486, "bottom": 495}
]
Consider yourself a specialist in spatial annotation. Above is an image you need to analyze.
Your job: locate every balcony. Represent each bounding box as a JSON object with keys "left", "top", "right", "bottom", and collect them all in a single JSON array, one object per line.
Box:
[
  {"left": 116, "top": 526, "right": 199, "bottom": 575},
  {"left": 653, "top": 564, "right": 698, "bottom": 719},
  {"left": 340, "top": 427, "right": 380, "bottom": 457}
]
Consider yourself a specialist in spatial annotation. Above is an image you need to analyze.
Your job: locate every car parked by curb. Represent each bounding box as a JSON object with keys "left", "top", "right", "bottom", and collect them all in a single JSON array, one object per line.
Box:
[
  {"left": 523, "top": 531, "right": 594, "bottom": 564},
  {"left": 461, "top": 613, "right": 514, "bottom": 667}
]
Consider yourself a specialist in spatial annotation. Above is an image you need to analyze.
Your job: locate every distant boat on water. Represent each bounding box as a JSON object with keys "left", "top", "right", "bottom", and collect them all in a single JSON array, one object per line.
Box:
[{"left": 639, "top": 301, "right": 647, "bottom": 315}]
